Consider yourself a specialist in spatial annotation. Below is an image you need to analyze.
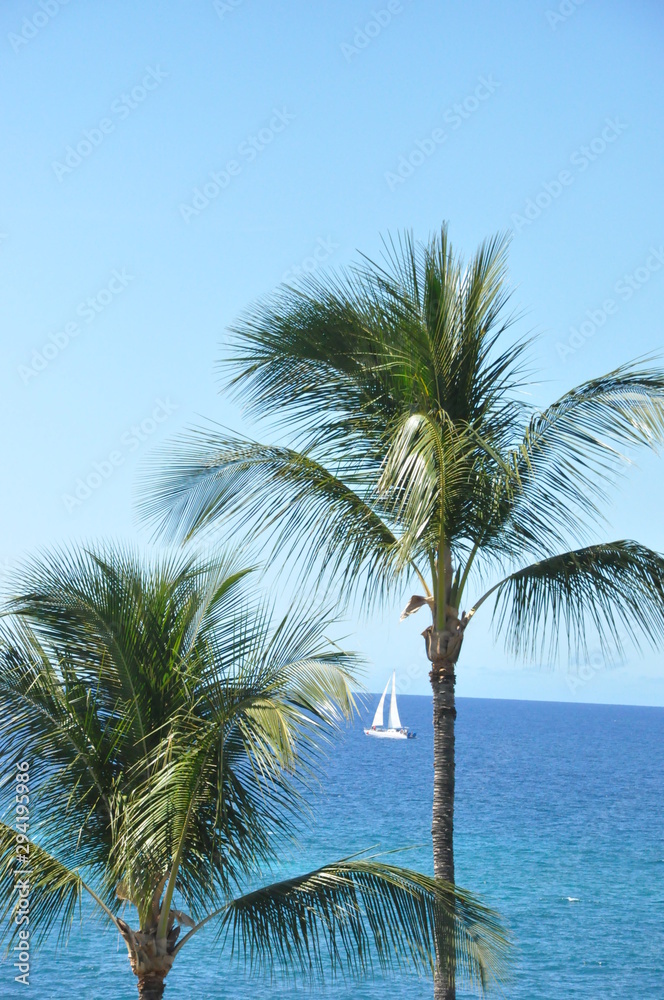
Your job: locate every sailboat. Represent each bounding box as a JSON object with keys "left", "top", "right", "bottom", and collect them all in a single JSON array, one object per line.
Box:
[{"left": 364, "top": 672, "right": 416, "bottom": 739}]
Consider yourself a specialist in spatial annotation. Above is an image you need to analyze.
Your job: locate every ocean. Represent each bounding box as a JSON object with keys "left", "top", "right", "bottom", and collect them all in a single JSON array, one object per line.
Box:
[{"left": 4, "top": 696, "right": 663, "bottom": 998}]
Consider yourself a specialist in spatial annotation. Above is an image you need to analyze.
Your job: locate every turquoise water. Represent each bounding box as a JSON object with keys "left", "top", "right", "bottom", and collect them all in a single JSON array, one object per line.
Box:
[{"left": 4, "top": 697, "right": 663, "bottom": 998}]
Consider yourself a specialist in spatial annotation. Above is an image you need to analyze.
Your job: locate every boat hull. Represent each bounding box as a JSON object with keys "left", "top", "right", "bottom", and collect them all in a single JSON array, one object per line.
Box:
[{"left": 364, "top": 728, "right": 416, "bottom": 740}]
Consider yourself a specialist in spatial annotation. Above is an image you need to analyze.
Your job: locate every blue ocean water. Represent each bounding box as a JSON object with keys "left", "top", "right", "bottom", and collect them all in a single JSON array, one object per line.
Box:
[{"left": 4, "top": 696, "right": 663, "bottom": 998}]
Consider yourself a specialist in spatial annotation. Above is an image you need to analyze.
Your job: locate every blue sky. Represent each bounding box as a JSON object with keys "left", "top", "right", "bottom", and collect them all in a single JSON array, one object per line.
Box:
[{"left": 2, "top": 0, "right": 664, "bottom": 704}]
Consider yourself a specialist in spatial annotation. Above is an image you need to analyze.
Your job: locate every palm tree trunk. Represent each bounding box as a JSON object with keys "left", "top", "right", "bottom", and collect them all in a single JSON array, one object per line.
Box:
[
  {"left": 137, "top": 974, "right": 166, "bottom": 999},
  {"left": 431, "top": 663, "right": 456, "bottom": 1000},
  {"left": 431, "top": 666, "right": 455, "bottom": 882},
  {"left": 423, "top": 606, "right": 464, "bottom": 1000},
  {"left": 117, "top": 918, "right": 174, "bottom": 1000}
]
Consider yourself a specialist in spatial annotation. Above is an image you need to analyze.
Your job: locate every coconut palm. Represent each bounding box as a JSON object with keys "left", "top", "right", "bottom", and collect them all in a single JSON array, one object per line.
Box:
[
  {"left": 139, "top": 226, "right": 664, "bottom": 997},
  {"left": 0, "top": 544, "right": 507, "bottom": 1000}
]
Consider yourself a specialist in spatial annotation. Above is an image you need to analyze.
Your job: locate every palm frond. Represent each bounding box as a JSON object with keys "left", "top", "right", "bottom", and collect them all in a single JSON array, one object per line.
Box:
[
  {"left": 176, "top": 856, "right": 509, "bottom": 991},
  {"left": 107, "top": 594, "right": 363, "bottom": 924},
  {"left": 478, "top": 540, "right": 664, "bottom": 660},
  {"left": 138, "top": 429, "right": 411, "bottom": 606},
  {"left": 223, "top": 226, "right": 529, "bottom": 447},
  {"left": 0, "top": 621, "right": 123, "bottom": 873},
  {"left": 497, "top": 362, "right": 664, "bottom": 555},
  {"left": 0, "top": 822, "right": 113, "bottom": 949},
  {"left": 378, "top": 408, "right": 519, "bottom": 567}
]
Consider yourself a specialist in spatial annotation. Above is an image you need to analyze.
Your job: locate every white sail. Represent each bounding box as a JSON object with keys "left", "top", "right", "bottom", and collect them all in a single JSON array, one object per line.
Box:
[
  {"left": 371, "top": 677, "right": 391, "bottom": 728},
  {"left": 387, "top": 671, "right": 401, "bottom": 729}
]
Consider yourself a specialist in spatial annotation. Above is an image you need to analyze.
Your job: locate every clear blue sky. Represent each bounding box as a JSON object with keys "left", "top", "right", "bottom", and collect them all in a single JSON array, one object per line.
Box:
[{"left": 2, "top": 0, "right": 664, "bottom": 704}]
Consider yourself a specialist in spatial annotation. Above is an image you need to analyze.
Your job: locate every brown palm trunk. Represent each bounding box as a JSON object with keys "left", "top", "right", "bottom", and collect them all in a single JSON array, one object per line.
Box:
[
  {"left": 431, "top": 661, "right": 456, "bottom": 1000},
  {"left": 117, "top": 918, "right": 175, "bottom": 1000},
  {"left": 137, "top": 974, "right": 167, "bottom": 999},
  {"left": 423, "top": 607, "right": 464, "bottom": 1000},
  {"left": 431, "top": 666, "right": 455, "bottom": 883}
]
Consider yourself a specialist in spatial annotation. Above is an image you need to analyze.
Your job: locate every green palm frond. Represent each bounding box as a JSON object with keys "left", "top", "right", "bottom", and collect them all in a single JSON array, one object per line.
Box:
[
  {"left": 0, "top": 623, "right": 123, "bottom": 873},
  {"left": 138, "top": 429, "right": 413, "bottom": 605},
  {"left": 117, "top": 636, "right": 361, "bottom": 915},
  {"left": 495, "top": 362, "right": 664, "bottom": 555},
  {"left": 174, "top": 856, "right": 509, "bottom": 990},
  {"left": 476, "top": 540, "right": 664, "bottom": 660},
  {"left": 225, "top": 226, "right": 528, "bottom": 439},
  {"left": 0, "top": 822, "right": 115, "bottom": 949},
  {"left": 378, "top": 409, "right": 518, "bottom": 568},
  {"left": 5, "top": 545, "right": 253, "bottom": 750}
]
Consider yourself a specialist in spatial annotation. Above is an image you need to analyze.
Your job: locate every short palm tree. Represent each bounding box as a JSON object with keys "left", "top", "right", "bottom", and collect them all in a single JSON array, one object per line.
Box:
[
  {"left": 140, "top": 226, "right": 664, "bottom": 998},
  {"left": 0, "top": 544, "right": 507, "bottom": 999}
]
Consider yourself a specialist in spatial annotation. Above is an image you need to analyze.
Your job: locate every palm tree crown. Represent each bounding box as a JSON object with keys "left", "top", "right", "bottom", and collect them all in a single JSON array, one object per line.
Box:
[{"left": 141, "top": 226, "right": 664, "bottom": 661}]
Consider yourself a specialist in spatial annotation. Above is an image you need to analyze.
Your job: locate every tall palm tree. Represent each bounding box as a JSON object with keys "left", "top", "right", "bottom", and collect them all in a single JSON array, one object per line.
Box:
[
  {"left": 0, "top": 544, "right": 507, "bottom": 999},
  {"left": 139, "top": 226, "right": 664, "bottom": 999}
]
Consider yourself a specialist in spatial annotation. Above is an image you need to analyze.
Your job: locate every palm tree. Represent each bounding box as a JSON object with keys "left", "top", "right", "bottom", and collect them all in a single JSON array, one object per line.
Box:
[
  {"left": 139, "top": 226, "right": 664, "bottom": 998},
  {"left": 0, "top": 544, "right": 507, "bottom": 999}
]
